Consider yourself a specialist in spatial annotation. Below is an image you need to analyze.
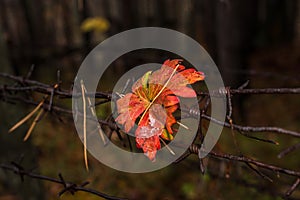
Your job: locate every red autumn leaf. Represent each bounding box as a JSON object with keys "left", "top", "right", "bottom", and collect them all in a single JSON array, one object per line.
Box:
[{"left": 115, "top": 59, "right": 205, "bottom": 161}]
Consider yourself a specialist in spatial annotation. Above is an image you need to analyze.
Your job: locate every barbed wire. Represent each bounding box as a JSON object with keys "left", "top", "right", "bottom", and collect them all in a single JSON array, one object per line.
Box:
[
  {"left": 0, "top": 162, "right": 127, "bottom": 199},
  {"left": 187, "top": 144, "right": 300, "bottom": 199},
  {"left": 1, "top": 72, "right": 300, "bottom": 199}
]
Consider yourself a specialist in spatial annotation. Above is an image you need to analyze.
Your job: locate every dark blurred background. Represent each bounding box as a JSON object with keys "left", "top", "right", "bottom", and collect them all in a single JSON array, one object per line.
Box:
[{"left": 0, "top": 0, "right": 299, "bottom": 199}]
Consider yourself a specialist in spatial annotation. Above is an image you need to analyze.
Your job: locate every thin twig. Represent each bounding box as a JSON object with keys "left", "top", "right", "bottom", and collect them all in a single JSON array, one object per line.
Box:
[
  {"left": 278, "top": 143, "right": 300, "bottom": 159},
  {"left": 226, "top": 87, "right": 241, "bottom": 155},
  {"left": 246, "top": 162, "right": 273, "bottom": 182},
  {"left": 284, "top": 178, "right": 300, "bottom": 198},
  {"left": 25, "top": 64, "right": 35, "bottom": 79},
  {"left": 237, "top": 80, "right": 250, "bottom": 89},
  {"left": 48, "top": 84, "right": 59, "bottom": 111},
  {"left": 239, "top": 130, "right": 279, "bottom": 145}
]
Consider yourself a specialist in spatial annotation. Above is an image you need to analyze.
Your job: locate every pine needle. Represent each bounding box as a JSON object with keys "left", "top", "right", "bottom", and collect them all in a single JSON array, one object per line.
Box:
[
  {"left": 9, "top": 99, "right": 45, "bottom": 133},
  {"left": 82, "top": 83, "right": 107, "bottom": 145},
  {"left": 23, "top": 109, "right": 44, "bottom": 141},
  {"left": 81, "top": 80, "right": 89, "bottom": 171},
  {"left": 176, "top": 121, "right": 190, "bottom": 131},
  {"left": 160, "top": 138, "right": 175, "bottom": 155}
]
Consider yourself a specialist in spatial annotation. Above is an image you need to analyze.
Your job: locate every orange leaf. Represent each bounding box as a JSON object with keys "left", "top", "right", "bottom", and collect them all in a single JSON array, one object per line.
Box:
[
  {"left": 115, "top": 93, "right": 148, "bottom": 132},
  {"left": 136, "top": 135, "right": 160, "bottom": 161},
  {"left": 115, "top": 59, "right": 205, "bottom": 161}
]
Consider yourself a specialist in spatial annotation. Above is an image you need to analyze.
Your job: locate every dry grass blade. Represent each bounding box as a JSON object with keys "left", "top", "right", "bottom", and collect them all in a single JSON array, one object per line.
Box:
[
  {"left": 9, "top": 99, "right": 45, "bottom": 133},
  {"left": 82, "top": 83, "right": 107, "bottom": 145},
  {"left": 81, "top": 80, "right": 89, "bottom": 171},
  {"left": 23, "top": 109, "right": 45, "bottom": 141},
  {"left": 138, "top": 64, "right": 180, "bottom": 125}
]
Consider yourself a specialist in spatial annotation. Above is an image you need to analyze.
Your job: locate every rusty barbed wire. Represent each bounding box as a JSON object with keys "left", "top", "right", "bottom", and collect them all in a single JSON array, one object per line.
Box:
[
  {"left": 188, "top": 144, "right": 300, "bottom": 178},
  {"left": 1, "top": 72, "right": 300, "bottom": 199},
  {"left": 0, "top": 162, "right": 127, "bottom": 200},
  {"left": 187, "top": 144, "right": 300, "bottom": 198}
]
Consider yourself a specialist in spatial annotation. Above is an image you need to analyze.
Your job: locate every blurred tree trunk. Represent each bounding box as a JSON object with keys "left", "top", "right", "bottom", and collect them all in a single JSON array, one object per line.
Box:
[
  {"left": 19, "top": 0, "right": 48, "bottom": 65},
  {"left": 216, "top": 0, "right": 259, "bottom": 87},
  {"left": 257, "top": 0, "right": 298, "bottom": 45},
  {"left": 0, "top": 23, "right": 44, "bottom": 200},
  {"left": 197, "top": 0, "right": 218, "bottom": 59}
]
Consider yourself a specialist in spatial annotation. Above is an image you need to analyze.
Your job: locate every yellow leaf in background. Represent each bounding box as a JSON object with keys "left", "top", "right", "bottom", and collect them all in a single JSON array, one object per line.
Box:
[{"left": 80, "top": 17, "right": 110, "bottom": 33}]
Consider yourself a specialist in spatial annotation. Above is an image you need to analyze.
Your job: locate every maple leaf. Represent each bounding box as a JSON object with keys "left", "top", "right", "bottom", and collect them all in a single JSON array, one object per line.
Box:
[{"left": 115, "top": 59, "right": 205, "bottom": 161}]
